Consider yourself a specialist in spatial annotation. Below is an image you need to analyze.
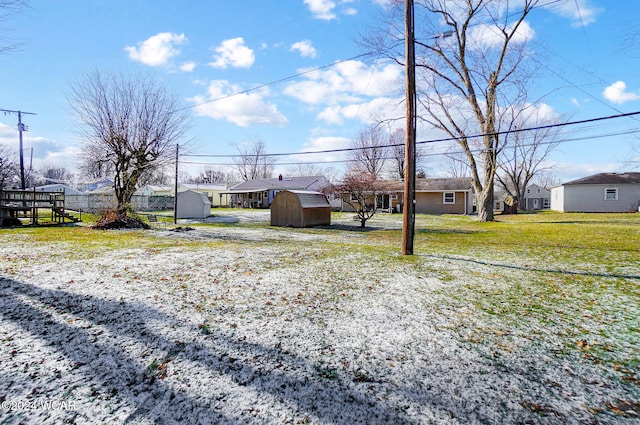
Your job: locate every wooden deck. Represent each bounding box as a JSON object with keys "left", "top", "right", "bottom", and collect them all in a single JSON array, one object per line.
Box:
[{"left": 0, "top": 189, "right": 81, "bottom": 226}]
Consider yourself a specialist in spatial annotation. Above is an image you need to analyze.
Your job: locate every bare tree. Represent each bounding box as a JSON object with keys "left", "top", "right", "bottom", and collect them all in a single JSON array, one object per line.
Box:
[
  {"left": 70, "top": 71, "right": 190, "bottom": 214},
  {"left": 331, "top": 171, "right": 380, "bottom": 228},
  {"left": 233, "top": 139, "right": 275, "bottom": 181},
  {"left": 365, "top": 0, "right": 540, "bottom": 221},
  {"left": 532, "top": 171, "right": 561, "bottom": 190},
  {"left": 190, "top": 166, "right": 231, "bottom": 184},
  {"left": 389, "top": 128, "right": 427, "bottom": 180},
  {"left": 136, "top": 165, "right": 173, "bottom": 187},
  {"left": 36, "top": 165, "right": 73, "bottom": 185},
  {"left": 77, "top": 149, "right": 115, "bottom": 181},
  {"left": 444, "top": 150, "right": 471, "bottom": 178},
  {"left": 350, "top": 125, "right": 388, "bottom": 178},
  {"left": 0, "top": 144, "right": 17, "bottom": 188},
  {"left": 389, "top": 128, "right": 406, "bottom": 180},
  {"left": 496, "top": 106, "right": 562, "bottom": 203},
  {"left": 0, "top": 0, "right": 26, "bottom": 55},
  {"left": 285, "top": 163, "right": 325, "bottom": 177}
]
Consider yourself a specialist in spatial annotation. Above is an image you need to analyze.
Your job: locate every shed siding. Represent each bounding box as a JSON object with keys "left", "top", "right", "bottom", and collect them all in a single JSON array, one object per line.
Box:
[
  {"left": 177, "top": 190, "right": 211, "bottom": 219},
  {"left": 550, "top": 186, "right": 565, "bottom": 212},
  {"left": 271, "top": 191, "right": 330, "bottom": 227}
]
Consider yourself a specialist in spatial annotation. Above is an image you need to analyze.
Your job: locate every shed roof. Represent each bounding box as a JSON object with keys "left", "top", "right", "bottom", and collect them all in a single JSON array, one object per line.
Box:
[
  {"left": 287, "top": 190, "right": 330, "bottom": 208},
  {"left": 563, "top": 172, "right": 640, "bottom": 185}
]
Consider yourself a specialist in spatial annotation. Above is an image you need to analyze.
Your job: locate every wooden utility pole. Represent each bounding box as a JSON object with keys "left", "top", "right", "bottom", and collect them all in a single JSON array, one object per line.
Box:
[
  {"left": 174, "top": 144, "right": 179, "bottom": 224},
  {"left": 402, "top": 0, "right": 417, "bottom": 255},
  {"left": 0, "top": 109, "right": 37, "bottom": 190}
]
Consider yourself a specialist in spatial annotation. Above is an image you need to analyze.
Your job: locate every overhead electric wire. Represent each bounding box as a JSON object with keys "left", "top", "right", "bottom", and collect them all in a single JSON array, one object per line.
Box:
[
  {"left": 172, "top": 51, "right": 382, "bottom": 113},
  {"left": 181, "top": 110, "right": 640, "bottom": 159},
  {"left": 178, "top": 123, "right": 640, "bottom": 168}
]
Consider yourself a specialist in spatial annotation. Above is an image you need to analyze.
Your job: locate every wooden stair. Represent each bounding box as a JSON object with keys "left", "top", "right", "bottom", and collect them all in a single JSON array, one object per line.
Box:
[{"left": 52, "top": 207, "right": 81, "bottom": 223}]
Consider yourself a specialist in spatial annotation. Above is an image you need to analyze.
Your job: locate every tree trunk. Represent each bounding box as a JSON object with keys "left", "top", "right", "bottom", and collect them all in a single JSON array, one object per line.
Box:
[{"left": 475, "top": 188, "right": 494, "bottom": 221}]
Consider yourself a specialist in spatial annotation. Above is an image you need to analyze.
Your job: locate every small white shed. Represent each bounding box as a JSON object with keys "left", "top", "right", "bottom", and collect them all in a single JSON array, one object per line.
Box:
[{"left": 177, "top": 190, "right": 211, "bottom": 219}]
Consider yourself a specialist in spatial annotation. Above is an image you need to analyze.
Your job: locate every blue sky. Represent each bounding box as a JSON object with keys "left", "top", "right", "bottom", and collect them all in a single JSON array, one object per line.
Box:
[{"left": 1, "top": 0, "right": 639, "bottom": 184}]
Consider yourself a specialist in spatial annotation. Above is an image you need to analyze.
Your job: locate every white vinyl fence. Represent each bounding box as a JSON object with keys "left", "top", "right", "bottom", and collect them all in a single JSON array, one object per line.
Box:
[{"left": 64, "top": 194, "right": 174, "bottom": 213}]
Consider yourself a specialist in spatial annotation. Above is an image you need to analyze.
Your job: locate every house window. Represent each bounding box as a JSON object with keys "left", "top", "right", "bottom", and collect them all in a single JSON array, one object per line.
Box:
[
  {"left": 536, "top": 188, "right": 541, "bottom": 194},
  {"left": 543, "top": 199, "right": 550, "bottom": 208},
  {"left": 443, "top": 192, "right": 455, "bottom": 204},
  {"left": 604, "top": 188, "right": 618, "bottom": 201},
  {"left": 526, "top": 188, "right": 531, "bottom": 194},
  {"left": 350, "top": 192, "right": 358, "bottom": 202}
]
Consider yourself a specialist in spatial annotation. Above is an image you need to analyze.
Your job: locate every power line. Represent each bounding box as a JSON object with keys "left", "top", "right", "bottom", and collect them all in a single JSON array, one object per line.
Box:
[
  {"left": 179, "top": 125, "right": 640, "bottom": 168},
  {"left": 173, "top": 51, "right": 380, "bottom": 113},
  {"left": 182, "top": 110, "right": 640, "bottom": 159}
]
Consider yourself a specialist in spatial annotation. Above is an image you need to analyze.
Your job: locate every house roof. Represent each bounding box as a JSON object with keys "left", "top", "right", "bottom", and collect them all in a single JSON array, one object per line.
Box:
[
  {"left": 227, "top": 175, "right": 328, "bottom": 192},
  {"left": 415, "top": 177, "right": 473, "bottom": 192},
  {"left": 338, "top": 177, "right": 473, "bottom": 193},
  {"left": 563, "top": 172, "right": 640, "bottom": 185},
  {"left": 287, "top": 190, "right": 330, "bottom": 208},
  {"left": 181, "top": 183, "right": 227, "bottom": 191},
  {"left": 34, "top": 184, "right": 82, "bottom": 195}
]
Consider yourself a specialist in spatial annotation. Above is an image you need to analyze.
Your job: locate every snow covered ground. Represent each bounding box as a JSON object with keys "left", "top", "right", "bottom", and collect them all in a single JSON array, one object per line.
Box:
[{"left": 0, "top": 214, "right": 638, "bottom": 424}]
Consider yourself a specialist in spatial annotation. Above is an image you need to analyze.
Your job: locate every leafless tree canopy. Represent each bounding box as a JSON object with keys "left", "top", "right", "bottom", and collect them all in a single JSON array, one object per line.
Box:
[
  {"left": 233, "top": 139, "right": 275, "bottom": 181},
  {"left": 363, "top": 0, "right": 540, "bottom": 221},
  {"left": 0, "top": 144, "right": 17, "bottom": 188},
  {"left": 70, "top": 71, "right": 191, "bottom": 213},
  {"left": 496, "top": 107, "right": 562, "bottom": 202},
  {"left": 389, "top": 128, "right": 406, "bottom": 180},
  {"left": 36, "top": 165, "right": 73, "bottom": 185},
  {"left": 0, "top": 0, "right": 26, "bottom": 54},
  {"left": 350, "top": 126, "right": 388, "bottom": 178},
  {"left": 188, "top": 166, "right": 234, "bottom": 185}
]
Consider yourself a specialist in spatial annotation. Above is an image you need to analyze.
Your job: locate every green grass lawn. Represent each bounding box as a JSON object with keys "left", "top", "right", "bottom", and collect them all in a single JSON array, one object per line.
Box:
[{"left": 2, "top": 210, "right": 639, "bottom": 415}]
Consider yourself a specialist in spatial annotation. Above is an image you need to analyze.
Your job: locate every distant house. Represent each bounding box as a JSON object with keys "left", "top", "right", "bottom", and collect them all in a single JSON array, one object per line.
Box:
[
  {"left": 415, "top": 177, "right": 474, "bottom": 215},
  {"left": 550, "top": 172, "right": 640, "bottom": 213},
  {"left": 522, "top": 184, "right": 550, "bottom": 210},
  {"left": 33, "top": 184, "right": 82, "bottom": 195},
  {"left": 80, "top": 178, "right": 113, "bottom": 193},
  {"left": 176, "top": 190, "right": 211, "bottom": 219},
  {"left": 225, "top": 175, "right": 331, "bottom": 208},
  {"left": 270, "top": 190, "right": 331, "bottom": 228},
  {"left": 137, "top": 183, "right": 229, "bottom": 206},
  {"left": 339, "top": 177, "right": 474, "bottom": 215}
]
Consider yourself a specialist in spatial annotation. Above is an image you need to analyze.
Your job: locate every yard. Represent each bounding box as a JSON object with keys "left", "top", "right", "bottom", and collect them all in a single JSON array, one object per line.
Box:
[{"left": 0, "top": 210, "right": 638, "bottom": 424}]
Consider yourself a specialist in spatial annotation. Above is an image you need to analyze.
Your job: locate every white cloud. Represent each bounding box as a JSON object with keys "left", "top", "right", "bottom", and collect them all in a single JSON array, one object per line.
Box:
[
  {"left": 209, "top": 37, "right": 255, "bottom": 69},
  {"left": 0, "top": 122, "right": 81, "bottom": 174},
  {"left": 189, "top": 80, "right": 288, "bottom": 127},
  {"left": 180, "top": 62, "right": 196, "bottom": 72},
  {"left": 343, "top": 7, "right": 357, "bottom": 16},
  {"left": 305, "top": 0, "right": 336, "bottom": 20},
  {"left": 603, "top": 81, "right": 640, "bottom": 104},
  {"left": 125, "top": 32, "right": 186, "bottom": 66},
  {"left": 284, "top": 60, "right": 401, "bottom": 105},
  {"left": 317, "top": 97, "right": 401, "bottom": 125},
  {"left": 295, "top": 136, "right": 351, "bottom": 164},
  {"left": 545, "top": 0, "right": 601, "bottom": 27},
  {"left": 469, "top": 21, "right": 535, "bottom": 48},
  {"left": 290, "top": 40, "right": 317, "bottom": 58}
]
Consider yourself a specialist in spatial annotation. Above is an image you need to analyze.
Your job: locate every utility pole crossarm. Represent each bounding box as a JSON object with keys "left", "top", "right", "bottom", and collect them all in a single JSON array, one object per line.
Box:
[{"left": 1, "top": 109, "right": 37, "bottom": 190}]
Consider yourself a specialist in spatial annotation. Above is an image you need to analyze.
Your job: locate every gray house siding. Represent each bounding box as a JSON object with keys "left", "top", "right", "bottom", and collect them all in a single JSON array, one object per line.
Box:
[{"left": 552, "top": 184, "right": 640, "bottom": 212}]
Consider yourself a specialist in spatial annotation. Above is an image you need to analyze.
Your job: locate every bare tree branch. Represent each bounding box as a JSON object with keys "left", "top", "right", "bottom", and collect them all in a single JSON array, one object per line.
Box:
[
  {"left": 232, "top": 139, "right": 275, "bottom": 181},
  {"left": 69, "top": 71, "right": 191, "bottom": 214}
]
